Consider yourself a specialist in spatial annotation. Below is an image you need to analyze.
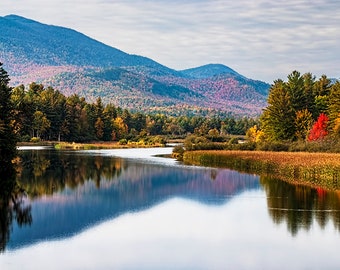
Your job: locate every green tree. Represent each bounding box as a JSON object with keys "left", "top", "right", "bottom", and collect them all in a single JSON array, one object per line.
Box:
[
  {"left": 130, "top": 112, "right": 146, "bottom": 133},
  {"left": 33, "top": 111, "right": 51, "bottom": 138},
  {"left": 286, "top": 71, "right": 306, "bottom": 112},
  {"left": 101, "top": 104, "right": 117, "bottom": 141},
  {"left": 0, "top": 62, "right": 17, "bottom": 164},
  {"left": 314, "top": 75, "right": 331, "bottom": 96},
  {"left": 328, "top": 82, "right": 340, "bottom": 134},
  {"left": 261, "top": 79, "right": 296, "bottom": 141},
  {"left": 302, "top": 72, "right": 316, "bottom": 113},
  {"left": 40, "top": 87, "right": 66, "bottom": 141},
  {"left": 11, "top": 85, "right": 27, "bottom": 138},
  {"left": 63, "top": 95, "right": 86, "bottom": 141}
]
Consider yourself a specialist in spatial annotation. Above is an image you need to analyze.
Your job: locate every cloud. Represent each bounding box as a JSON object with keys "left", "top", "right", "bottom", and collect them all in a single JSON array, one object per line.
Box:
[{"left": 1, "top": 0, "right": 340, "bottom": 82}]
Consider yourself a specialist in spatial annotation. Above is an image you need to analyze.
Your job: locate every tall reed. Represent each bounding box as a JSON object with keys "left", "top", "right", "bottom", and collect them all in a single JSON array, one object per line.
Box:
[{"left": 183, "top": 150, "right": 340, "bottom": 190}]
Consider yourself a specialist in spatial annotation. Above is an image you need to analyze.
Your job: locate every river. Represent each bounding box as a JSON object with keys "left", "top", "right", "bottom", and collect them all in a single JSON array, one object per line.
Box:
[{"left": 1, "top": 147, "right": 340, "bottom": 269}]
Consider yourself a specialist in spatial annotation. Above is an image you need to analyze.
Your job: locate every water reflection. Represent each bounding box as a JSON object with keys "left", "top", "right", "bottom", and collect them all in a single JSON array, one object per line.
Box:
[
  {"left": 0, "top": 164, "right": 32, "bottom": 252},
  {"left": 4, "top": 149, "right": 260, "bottom": 251},
  {"left": 261, "top": 175, "right": 340, "bottom": 236},
  {"left": 3, "top": 147, "right": 340, "bottom": 256}
]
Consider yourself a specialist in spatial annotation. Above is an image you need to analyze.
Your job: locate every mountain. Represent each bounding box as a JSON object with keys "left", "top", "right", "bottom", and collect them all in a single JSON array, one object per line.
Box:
[
  {"left": 0, "top": 15, "right": 270, "bottom": 116},
  {"left": 180, "top": 64, "right": 241, "bottom": 79}
]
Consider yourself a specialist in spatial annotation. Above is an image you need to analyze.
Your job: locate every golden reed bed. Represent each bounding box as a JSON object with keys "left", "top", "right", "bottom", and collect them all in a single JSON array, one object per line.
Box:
[
  {"left": 183, "top": 150, "right": 340, "bottom": 190},
  {"left": 192, "top": 150, "right": 340, "bottom": 167}
]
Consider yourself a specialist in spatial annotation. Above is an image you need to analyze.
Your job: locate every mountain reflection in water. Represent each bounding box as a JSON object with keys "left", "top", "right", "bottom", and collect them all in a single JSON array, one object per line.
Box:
[
  {"left": 6, "top": 148, "right": 260, "bottom": 250},
  {"left": 2, "top": 148, "right": 340, "bottom": 269}
]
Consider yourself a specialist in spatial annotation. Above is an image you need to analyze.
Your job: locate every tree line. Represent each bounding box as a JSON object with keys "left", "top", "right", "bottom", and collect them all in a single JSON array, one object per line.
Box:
[
  {"left": 248, "top": 71, "right": 340, "bottom": 150},
  {"left": 6, "top": 80, "right": 257, "bottom": 144}
]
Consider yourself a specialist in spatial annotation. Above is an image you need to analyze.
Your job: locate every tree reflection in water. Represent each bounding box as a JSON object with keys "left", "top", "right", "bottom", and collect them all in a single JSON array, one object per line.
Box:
[
  {"left": 6, "top": 148, "right": 340, "bottom": 251},
  {"left": 0, "top": 164, "right": 32, "bottom": 252},
  {"left": 260, "top": 175, "right": 340, "bottom": 236},
  {"left": 17, "top": 149, "right": 126, "bottom": 197}
]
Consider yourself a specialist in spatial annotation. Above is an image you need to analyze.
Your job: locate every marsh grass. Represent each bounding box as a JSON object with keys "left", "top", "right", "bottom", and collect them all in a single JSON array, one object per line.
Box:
[
  {"left": 54, "top": 140, "right": 166, "bottom": 150},
  {"left": 183, "top": 150, "right": 340, "bottom": 190}
]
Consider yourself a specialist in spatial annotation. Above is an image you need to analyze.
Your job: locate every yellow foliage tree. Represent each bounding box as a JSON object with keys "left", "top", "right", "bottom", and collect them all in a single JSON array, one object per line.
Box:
[
  {"left": 111, "top": 117, "right": 128, "bottom": 140},
  {"left": 246, "top": 125, "right": 265, "bottom": 143}
]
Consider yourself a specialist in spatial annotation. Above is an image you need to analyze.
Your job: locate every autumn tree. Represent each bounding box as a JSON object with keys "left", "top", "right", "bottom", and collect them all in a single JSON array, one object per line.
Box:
[
  {"left": 259, "top": 71, "right": 335, "bottom": 143},
  {"left": 246, "top": 125, "right": 265, "bottom": 142},
  {"left": 294, "top": 109, "right": 313, "bottom": 141},
  {"left": 32, "top": 111, "right": 51, "bottom": 138},
  {"left": 308, "top": 113, "right": 329, "bottom": 141},
  {"left": 95, "top": 117, "right": 104, "bottom": 139},
  {"left": 112, "top": 117, "right": 128, "bottom": 140}
]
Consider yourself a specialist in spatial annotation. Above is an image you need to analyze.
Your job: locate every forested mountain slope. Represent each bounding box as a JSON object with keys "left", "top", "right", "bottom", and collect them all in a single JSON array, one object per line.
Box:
[{"left": 0, "top": 15, "right": 270, "bottom": 116}]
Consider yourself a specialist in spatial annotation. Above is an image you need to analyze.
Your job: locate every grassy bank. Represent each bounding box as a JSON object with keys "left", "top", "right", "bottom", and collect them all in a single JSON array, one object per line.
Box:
[
  {"left": 183, "top": 150, "right": 340, "bottom": 190},
  {"left": 54, "top": 141, "right": 166, "bottom": 150}
]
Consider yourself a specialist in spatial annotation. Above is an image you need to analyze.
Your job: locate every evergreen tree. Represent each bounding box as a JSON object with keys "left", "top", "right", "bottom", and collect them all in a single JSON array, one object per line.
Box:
[
  {"left": 260, "top": 79, "right": 296, "bottom": 141},
  {"left": 302, "top": 72, "right": 316, "bottom": 114},
  {"left": 314, "top": 75, "right": 331, "bottom": 96},
  {"left": 0, "top": 62, "right": 17, "bottom": 165},
  {"left": 286, "top": 71, "right": 306, "bottom": 112},
  {"left": 39, "top": 87, "right": 66, "bottom": 141},
  {"left": 328, "top": 82, "right": 340, "bottom": 134}
]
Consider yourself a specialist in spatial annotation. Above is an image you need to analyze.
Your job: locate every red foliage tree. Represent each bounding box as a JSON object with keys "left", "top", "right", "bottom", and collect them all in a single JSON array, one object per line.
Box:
[{"left": 308, "top": 113, "right": 329, "bottom": 141}]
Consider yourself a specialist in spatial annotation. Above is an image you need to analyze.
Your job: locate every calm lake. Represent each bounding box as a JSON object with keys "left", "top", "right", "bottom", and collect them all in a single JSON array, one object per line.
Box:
[{"left": 1, "top": 147, "right": 340, "bottom": 269}]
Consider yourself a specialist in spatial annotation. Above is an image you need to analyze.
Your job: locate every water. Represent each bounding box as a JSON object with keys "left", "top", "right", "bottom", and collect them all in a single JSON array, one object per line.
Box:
[{"left": 1, "top": 147, "right": 340, "bottom": 269}]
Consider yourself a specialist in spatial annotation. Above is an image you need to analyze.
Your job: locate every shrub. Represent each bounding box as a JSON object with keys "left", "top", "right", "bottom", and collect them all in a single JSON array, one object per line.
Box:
[
  {"left": 172, "top": 145, "right": 185, "bottom": 160},
  {"left": 184, "top": 135, "right": 208, "bottom": 150},
  {"left": 119, "top": 139, "right": 128, "bottom": 145},
  {"left": 30, "top": 137, "right": 41, "bottom": 143}
]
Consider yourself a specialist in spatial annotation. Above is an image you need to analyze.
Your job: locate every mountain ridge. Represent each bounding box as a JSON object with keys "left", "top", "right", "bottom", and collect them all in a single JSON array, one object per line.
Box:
[
  {"left": 0, "top": 15, "right": 270, "bottom": 116},
  {"left": 180, "top": 64, "right": 242, "bottom": 79}
]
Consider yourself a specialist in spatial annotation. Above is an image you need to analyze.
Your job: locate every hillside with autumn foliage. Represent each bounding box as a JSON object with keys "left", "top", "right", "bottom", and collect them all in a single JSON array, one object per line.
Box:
[{"left": 0, "top": 15, "right": 269, "bottom": 116}]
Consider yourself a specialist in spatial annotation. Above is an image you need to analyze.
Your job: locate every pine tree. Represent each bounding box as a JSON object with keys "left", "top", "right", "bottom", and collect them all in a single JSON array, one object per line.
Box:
[
  {"left": 286, "top": 71, "right": 306, "bottom": 112},
  {"left": 0, "top": 62, "right": 17, "bottom": 165},
  {"left": 328, "top": 82, "right": 340, "bottom": 129},
  {"left": 260, "top": 79, "right": 296, "bottom": 141}
]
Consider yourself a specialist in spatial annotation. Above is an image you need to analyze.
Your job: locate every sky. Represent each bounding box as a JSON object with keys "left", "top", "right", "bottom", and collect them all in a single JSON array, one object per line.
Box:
[{"left": 1, "top": 0, "right": 340, "bottom": 82}]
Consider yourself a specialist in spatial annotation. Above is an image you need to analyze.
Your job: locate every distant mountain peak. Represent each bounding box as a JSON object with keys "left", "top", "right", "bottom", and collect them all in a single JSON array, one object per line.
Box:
[
  {"left": 180, "top": 64, "right": 241, "bottom": 79},
  {"left": 0, "top": 14, "right": 269, "bottom": 116},
  {"left": 5, "top": 14, "right": 38, "bottom": 21}
]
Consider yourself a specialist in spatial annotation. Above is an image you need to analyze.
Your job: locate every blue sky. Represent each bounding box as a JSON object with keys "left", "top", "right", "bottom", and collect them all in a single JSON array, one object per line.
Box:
[{"left": 1, "top": 0, "right": 339, "bottom": 82}]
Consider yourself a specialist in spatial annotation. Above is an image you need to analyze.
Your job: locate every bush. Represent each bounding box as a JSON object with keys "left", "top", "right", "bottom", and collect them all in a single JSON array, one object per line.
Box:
[
  {"left": 119, "top": 139, "right": 128, "bottom": 145},
  {"left": 172, "top": 145, "right": 185, "bottom": 160},
  {"left": 184, "top": 135, "right": 209, "bottom": 150},
  {"left": 30, "top": 137, "right": 41, "bottom": 143},
  {"left": 150, "top": 135, "right": 166, "bottom": 145}
]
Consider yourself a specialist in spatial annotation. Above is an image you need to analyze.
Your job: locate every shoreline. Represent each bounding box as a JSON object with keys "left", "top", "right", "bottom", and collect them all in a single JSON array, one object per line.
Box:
[
  {"left": 183, "top": 150, "right": 340, "bottom": 191},
  {"left": 17, "top": 141, "right": 172, "bottom": 150}
]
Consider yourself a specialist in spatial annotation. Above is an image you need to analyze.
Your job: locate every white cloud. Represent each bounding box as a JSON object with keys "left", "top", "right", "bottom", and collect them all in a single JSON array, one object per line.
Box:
[{"left": 1, "top": 0, "right": 340, "bottom": 82}]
